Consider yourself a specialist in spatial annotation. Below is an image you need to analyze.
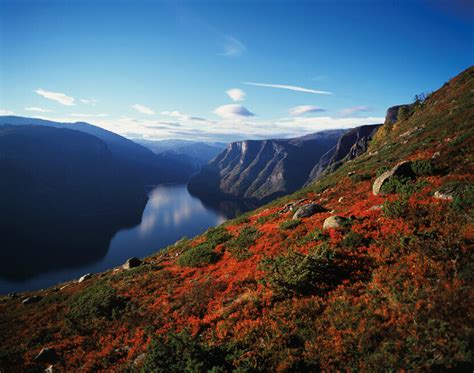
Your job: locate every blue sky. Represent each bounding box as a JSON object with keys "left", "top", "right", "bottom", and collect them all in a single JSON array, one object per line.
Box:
[{"left": 0, "top": 0, "right": 472, "bottom": 141}]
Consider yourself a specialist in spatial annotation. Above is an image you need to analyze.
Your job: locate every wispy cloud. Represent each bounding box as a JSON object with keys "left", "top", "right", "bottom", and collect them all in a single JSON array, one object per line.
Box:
[
  {"left": 220, "top": 36, "right": 245, "bottom": 57},
  {"left": 35, "top": 89, "right": 75, "bottom": 106},
  {"left": 132, "top": 104, "right": 155, "bottom": 115},
  {"left": 0, "top": 109, "right": 14, "bottom": 115},
  {"left": 213, "top": 104, "right": 255, "bottom": 119},
  {"left": 339, "top": 106, "right": 372, "bottom": 117},
  {"left": 226, "top": 88, "right": 246, "bottom": 101},
  {"left": 71, "top": 113, "right": 109, "bottom": 118},
  {"left": 25, "top": 107, "right": 54, "bottom": 113},
  {"left": 243, "top": 82, "right": 332, "bottom": 95},
  {"left": 80, "top": 98, "right": 98, "bottom": 106},
  {"left": 289, "top": 105, "right": 325, "bottom": 116},
  {"left": 161, "top": 110, "right": 207, "bottom": 122}
]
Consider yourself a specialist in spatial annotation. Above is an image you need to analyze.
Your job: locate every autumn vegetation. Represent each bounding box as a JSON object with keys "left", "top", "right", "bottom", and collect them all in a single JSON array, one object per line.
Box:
[{"left": 0, "top": 67, "right": 473, "bottom": 371}]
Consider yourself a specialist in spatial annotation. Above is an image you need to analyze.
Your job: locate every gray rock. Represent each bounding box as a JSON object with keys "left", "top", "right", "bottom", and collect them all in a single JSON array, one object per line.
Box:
[
  {"left": 434, "top": 190, "right": 454, "bottom": 201},
  {"left": 292, "top": 203, "right": 327, "bottom": 219},
  {"left": 78, "top": 273, "right": 92, "bottom": 283},
  {"left": 323, "top": 216, "right": 347, "bottom": 230},
  {"left": 123, "top": 257, "right": 142, "bottom": 270},
  {"left": 368, "top": 204, "right": 383, "bottom": 211},
  {"left": 372, "top": 161, "right": 414, "bottom": 195},
  {"left": 22, "top": 295, "right": 42, "bottom": 305},
  {"left": 133, "top": 353, "right": 146, "bottom": 367},
  {"left": 34, "top": 347, "right": 57, "bottom": 363}
]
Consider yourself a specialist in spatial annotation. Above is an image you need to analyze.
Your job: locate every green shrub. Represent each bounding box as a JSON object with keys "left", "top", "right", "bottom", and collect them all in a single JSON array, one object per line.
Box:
[
  {"left": 256, "top": 213, "right": 278, "bottom": 225},
  {"left": 260, "top": 245, "right": 338, "bottom": 298},
  {"left": 65, "top": 282, "right": 127, "bottom": 333},
  {"left": 177, "top": 243, "right": 221, "bottom": 267},
  {"left": 350, "top": 173, "right": 372, "bottom": 182},
  {"left": 411, "top": 159, "right": 435, "bottom": 176},
  {"left": 280, "top": 219, "right": 301, "bottom": 230},
  {"left": 342, "top": 230, "right": 369, "bottom": 248},
  {"left": 142, "top": 331, "right": 229, "bottom": 372},
  {"left": 382, "top": 198, "right": 409, "bottom": 218},
  {"left": 226, "top": 226, "right": 261, "bottom": 260},
  {"left": 376, "top": 166, "right": 391, "bottom": 177},
  {"left": 439, "top": 181, "right": 474, "bottom": 215},
  {"left": 204, "top": 226, "right": 232, "bottom": 247}
]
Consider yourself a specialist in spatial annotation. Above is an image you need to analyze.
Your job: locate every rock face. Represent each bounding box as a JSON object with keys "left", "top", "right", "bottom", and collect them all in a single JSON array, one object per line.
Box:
[
  {"left": 384, "top": 105, "right": 412, "bottom": 125},
  {"left": 78, "top": 273, "right": 92, "bottom": 283},
  {"left": 123, "top": 257, "right": 142, "bottom": 269},
  {"left": 323, "top": 216, "right": 347, "bottom": 230},
  {"left": 188, "top": 130, "right": 345, "bottom": 203},
  {"left": 34, "top": 348, "right": 57, "bottom": 363},
  {"left": 372, "top": 161, "right": 414, "bottom": 195},
  {"left": 306, "top": 124, "right": 381, "bottom": 183},
  {"left": 22, "top": 295, "right": 42, "bottom": 305},
  {"left": 292, "top": 203, "right": 327, "bottom": 219}
]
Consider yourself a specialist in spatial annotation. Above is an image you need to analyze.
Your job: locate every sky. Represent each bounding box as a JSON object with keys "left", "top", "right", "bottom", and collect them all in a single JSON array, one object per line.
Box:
[{"left": 0, "top": 0, "right": 473, "bottom": 142}]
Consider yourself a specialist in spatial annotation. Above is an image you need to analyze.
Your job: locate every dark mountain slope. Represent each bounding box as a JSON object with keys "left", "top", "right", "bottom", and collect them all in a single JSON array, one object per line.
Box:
[
  {"left": 0, "top": 125, "right": 147, "bottom": 279},
  {"left": 188, "top": 130, "right": 345, "bottom": 203},
  {"left": 306, "top": 124, "right": 381, "bottom": 183},
  {"left": 0, "top": 116, "right": 195, "bottom": 183}
]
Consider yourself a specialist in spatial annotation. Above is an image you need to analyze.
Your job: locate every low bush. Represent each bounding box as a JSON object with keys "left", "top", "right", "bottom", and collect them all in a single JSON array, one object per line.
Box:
[
  {"left": 65, "top": 282, "right": 127, "bottom": 333},
  {"left": 411, "top": 159, "right": 435, "bottom": 176},
  {"left": 382, "top": 198, "right": 409, "bottom": 218},
  {"left": 177, "top": 243, "right": 221, "bottom": 267},
  {"left": 350, "top": 173, "right": 372, "bottom": 182},
  {"left": 204, "top": 226, "right": 232, "bottom": 247},
  {"left": 260, "top": 245, "right": 339, "bottom": 298},
  {"left": 226, "top": 226, "right": 261, "bottom": 260},
  {"left": 280, "top": 219, "right": 301, "bottom": 230},
  {"left": 142, "top": 331, "right": 229, "bottom": 372}
]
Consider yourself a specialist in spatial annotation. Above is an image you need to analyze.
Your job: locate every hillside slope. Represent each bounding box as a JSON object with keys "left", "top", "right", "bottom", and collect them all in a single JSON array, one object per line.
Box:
[
  {"left": 188, "top": 130, "right": 345, "bottom": 203},
  {"left": 0, "top": 125, "right": 147, "bottom": 279},
  {"left": 0, "top": 66, "right": 473, "bottom": 371}
]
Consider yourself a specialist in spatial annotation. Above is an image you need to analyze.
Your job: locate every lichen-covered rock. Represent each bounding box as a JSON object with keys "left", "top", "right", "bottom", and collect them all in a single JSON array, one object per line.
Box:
[
  {"left": 372, "top": 161, "right": 414, "bottom": 195},
  {"left": 292, "top": 203, "right": 327, "bottom": 219},
  {"left": 22, "top": 295, "right": 42, "bottom": 305},
  {"left": 323, "top": 216, "right": 347, "bottom": 230},
  {"left": 34, "top": 347, "right": 57, "bottom": 363},
  {"left": 434, "top": 190, "right": 454, "bottom": 200},
  {"left": 78, "top": 273, "right": 92, "bottom": 283},
  {"left": 123, "top": 257, "right": 142, "bottom": 270}
]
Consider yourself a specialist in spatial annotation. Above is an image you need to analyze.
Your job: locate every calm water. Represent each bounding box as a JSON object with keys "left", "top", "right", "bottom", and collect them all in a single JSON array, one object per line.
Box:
[{"left": 0, "top": 184, "right": 227, "bottom": 294}]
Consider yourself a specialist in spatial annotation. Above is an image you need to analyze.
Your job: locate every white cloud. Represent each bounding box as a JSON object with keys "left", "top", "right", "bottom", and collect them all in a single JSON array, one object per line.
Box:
[
  {"left": 132, "top": 104, "right": 155, "bottom": 115},
  {"left": 243, "top": 82, "right": 332, "bottom": 95},
  {"left": 339, "top": 106, "right": 372, "bottom": 117},
  {"left": 25, "top": 107, "right": 54, "bottom": 113},
  {"left": 213, "top": 104, "right": 255, "bottom": 119},
  {"left": 0, "top": 109, "right": 14, "bottom": 115},
  {"left": 289, "top": 105, "right": 325, "bottom": 116},
  {"left": 80, "top": 98, "right": 98, "bottom": 106},
  {"left": 71, "top": 113, "right": 109, "bottom": 118},
  {"left": 35, "top": 88, "right": 75, "bottom": 106},
  {"left": 220, "top": 36, "right": 245, "bottom": 57},
  {"left": 226, "top": 88, "right": 246, "bottom": 102},
  {"left": 161, "top": 110, "right": 207, "bottom": 122}
]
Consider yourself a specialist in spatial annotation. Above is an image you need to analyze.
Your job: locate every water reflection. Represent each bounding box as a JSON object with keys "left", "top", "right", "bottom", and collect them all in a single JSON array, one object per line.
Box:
[{"left": 0, "top": 184, "right": 227, "bottom": 294}]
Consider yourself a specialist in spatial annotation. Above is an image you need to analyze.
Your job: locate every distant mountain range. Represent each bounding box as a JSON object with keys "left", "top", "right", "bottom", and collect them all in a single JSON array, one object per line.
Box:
[
  {"left": 0, "top": 116, "right": 196, "bottom": 184},
  {"left": 137, "top": 139, "right": 226, "bottom": 169}
]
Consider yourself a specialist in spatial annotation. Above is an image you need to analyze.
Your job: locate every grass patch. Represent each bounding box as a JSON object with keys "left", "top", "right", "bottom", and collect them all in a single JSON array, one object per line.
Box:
[{"left": 177, "top": 243, "right": 221, "bottom": 267}]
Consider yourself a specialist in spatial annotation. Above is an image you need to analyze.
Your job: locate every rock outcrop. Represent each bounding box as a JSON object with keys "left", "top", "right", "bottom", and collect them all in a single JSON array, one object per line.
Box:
[
  {"left": 372, "top": 161, "right": 415, "bottom": 195},
  {"left": 292, "top": 203, "right": 327, "bottom": 219},
  {"left": 123, "top": 257, "right": 142, "bottom": 270},
  {"left": 188, "top": 130, "right": 345, "bottom": 203},
  {"left": 323, "top": 216, "right": 347, "bottom": 230},
  {"left": 306, "top": 124, "right": 381, "bottom": 183}
]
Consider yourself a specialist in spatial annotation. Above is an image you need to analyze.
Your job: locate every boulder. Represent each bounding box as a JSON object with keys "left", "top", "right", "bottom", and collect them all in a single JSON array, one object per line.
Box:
[
  {"left": 133, "top": 353, "right": 146, "bottom": 367},
  {"left": 123, "top": 257, "right": 142, "bottom": 270},
  {"left": 78, "top": 273, "right": 92, "bottom": 283},
  {"left": 34, "top": 347, "right": 57, "bottom": 363},
  {"left": 323, "top": 216, "right": 347, "bottom": 230},
  {"left": 368, "top": 204, "right": 383, "bottom": 211},
  {"left": 372, "top": 161, "right": 414, "bottom": 195},
  {"left": 434, "top": 190, "right": 454, "bottom": 201},
  {"left": 22, "top": 295, "right": 42, "bottom": 305},
  {"left": 292, "top": 203, "right": 327, "bottom": 220}
]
